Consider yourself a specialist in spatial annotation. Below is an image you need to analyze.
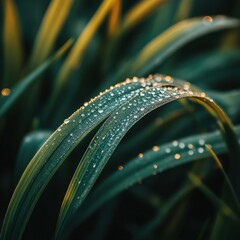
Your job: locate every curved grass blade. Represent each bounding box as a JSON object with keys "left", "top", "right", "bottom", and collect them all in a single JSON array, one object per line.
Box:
[
  {"left": 56, "top": 77, "right": 239, "bottom": 238},
  {"left": 3, "top": 0, "right": 23, "bottom": 87},
  {"left": 101, "top": 16, "right": 239, "bottom": 89},
  {"left": 0, "top": 39, "right": 72, "bottom": 118},
  {"left": 28, "top": 0, "right": 74, "bottom": 69},
  {"left": 0, "top": 76, "right": 171, "bottom": 239},
  {"left": 206, "top": 144, "right": 240, "bottom": 212},
  {"left": 53, "top": 0, "right": 116, "bottom": 101},
  {"left": 188, "top": 172, "right": 239, "bottom": 221},
  {"left": 67, "top": 126, "right": 240, "bottom": 233},
  {"left": 108, "top": 0, "right": 121, "bottom": 37},
  {"left": 132, "top": 16, "right": 240, "bottom": 76},
  {"left": 15, "top": 131, "right": 52, "bottom": 183}
]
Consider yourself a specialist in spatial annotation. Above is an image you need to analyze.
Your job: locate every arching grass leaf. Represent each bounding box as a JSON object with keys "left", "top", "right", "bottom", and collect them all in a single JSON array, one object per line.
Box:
[
  {"left": 56, "top": 76, "right": 239, "bottom": 238},
  {"left": 68, "top": 126, "right": 240, "bottom": 233},
  {"left": 15, "top": 131, "right": 52, "bottom": 183},
  {"left": 1, "top": 76, "right": 173, "bottom": 239}
]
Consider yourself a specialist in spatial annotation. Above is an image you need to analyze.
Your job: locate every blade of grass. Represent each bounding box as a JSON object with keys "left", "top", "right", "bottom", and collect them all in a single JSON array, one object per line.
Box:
[
  {"left": 28, "top": 0, "right": 74, "bottom": 69},
  {"left": 56, "top": 76, "right": 239, "bottom": 238},
  {"left": 174, "top": 0, "right": 193, "bottom": 21},
  {"left": 15, "top": 131, "right": 52, "bottom": 183},
  {"left": 69, "top": 126, "right": 240, "bottom": 232},
  {"left": 132, "top": 16, "right": 240, "bottom": 75},
  {"left": 205, "top": 144, "right": 240, "bottom": 212},
  {"left": 52, "top": 0, "right": 116, "bottom": 104},
  {"left": 135, "top": 184, "right": 193, "bottom": 240},
  {"left": 0, "top": 39, "right": 73, "bottom": 118},
  {"left": 188, "top": 172, "right": 239, "bottom": 222},
  {"left": 0, "top": 76, "right": 169, "bottom": 240},
  {"left": 3, "top": 0, "right": 23, "bottom": 87},
  {"left": 108, "top": 0, "right": 121, "bottom": 37},
  {"left": 101, "top": 16, "right": 240, "bottom": 89}
]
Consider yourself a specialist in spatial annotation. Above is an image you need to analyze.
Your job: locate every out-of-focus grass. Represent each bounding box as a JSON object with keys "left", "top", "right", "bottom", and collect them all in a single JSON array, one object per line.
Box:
[{"left": 0, "top": 0, "right": 240, "bottom": 239}]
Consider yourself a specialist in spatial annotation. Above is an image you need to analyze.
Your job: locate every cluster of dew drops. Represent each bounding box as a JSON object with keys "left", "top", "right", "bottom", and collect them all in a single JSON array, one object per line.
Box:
[{"left": 118, "top": 138, "right": 209, "bottom": 177}]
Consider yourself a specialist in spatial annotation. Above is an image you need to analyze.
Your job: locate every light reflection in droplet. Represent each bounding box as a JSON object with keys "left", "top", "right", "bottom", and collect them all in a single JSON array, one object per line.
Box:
[{"left": 1, "top": 88, "right": 11, "bottom": 96}]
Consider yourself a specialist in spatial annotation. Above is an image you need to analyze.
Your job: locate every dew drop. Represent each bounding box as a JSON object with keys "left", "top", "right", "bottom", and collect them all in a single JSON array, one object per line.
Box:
[
  {"left": 198, "top": 147, "right": 204, "bottom": 153},
  {"left": 172, "top": 140, "right": 178, "bottom": 147},
  {"left": 188, "top": 144, "right": 194, "bottom": 149},
  {"left": 118, "top": 165, "right": 123, "bottom": 170},
  {"left": 64, "top": 119, "right": 70, "bottom": 124},
  {"left": 152, "top": 146, "right": 159, "bottom": 152},
  {"left": 188, "top": 150, "right": 194, "bottom": 156},
  {"left": 199, "top": 139, "right": 205, "bottom": 145},
  {"left": 202, "top": 16, "right": 213, "bottom": 24},
  {"left": 153, "top": 164, "right": 158, "bottom": 169},
  {"left": 139, "top": 153, "right": 144, "bottom": 158},
  {"left": 98, "top": 109, "right": 103, "bottom": 113},
  {"left": 165, "top": 148, "right": 171, "bottom": 153},
  {"left": 1, "top": 88, "right": 11, "bottom": 96},
  {"left": 174, "top": 153, "right": 181, "bottom": 160},
  {"left": 179, "top": 143, "right": 185, "bottom": 149}
]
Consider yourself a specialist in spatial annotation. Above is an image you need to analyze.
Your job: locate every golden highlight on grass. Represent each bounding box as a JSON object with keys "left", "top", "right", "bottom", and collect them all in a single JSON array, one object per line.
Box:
[
  {"left": 29, "top": 0, "right": 74, "bottom": 69},
  {"left": 108, "top": 0, "right": 121, "bottom": 37},
  {"left": 188, "top": 172, "right": 239, "bottom": 221},
  {"left": 56, "top": 0, "right": 116, "bottom": 91},
  {"left": 132, "top": 19, "right": 197, "bottom": 72},
  {"left": 3, "top": 0, "right": 23, "bottom": 87},
  {"left": 205, "top": 144, "right": 240, "bottom": 211},
  {"left": 175, "top": 0, "right": 193, "bottom": 21}
]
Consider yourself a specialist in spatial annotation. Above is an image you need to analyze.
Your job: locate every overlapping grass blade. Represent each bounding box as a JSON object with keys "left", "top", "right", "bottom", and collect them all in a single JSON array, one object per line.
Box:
[
  {"left": 15, "top": 131, "right": 52, "bottom": 182},
  {"left": 0, "top": 76, "right": 169, "bottom": 239},
  {"left": 108, "top": 0, "right": 121, "bottom": 37},
  {"left": 53, "top": 0, "right": 116, "bottom": 101},
  {"left": 132, "top": 16, "right": 240, "bottom": 75},
  {"left": 0, "top": 40, "right": 72, "bottom": 118},
  {"left": 56, "top": 76, "right": 239, "bottom": 238},
  {"left": 3, "top": 0, "right": 23, "bottom": 87},
  {"left": 68, "top": 126, "right": 240, "bottom": 232},
  {"left": 188, "top": 172, "right": 239, "bottom": 221},
  {"left": 28, "top": 0, "right": 74, "bottom": 69},
  {"left": 102, "top": 16, "right": 239, "bottom": 89}
]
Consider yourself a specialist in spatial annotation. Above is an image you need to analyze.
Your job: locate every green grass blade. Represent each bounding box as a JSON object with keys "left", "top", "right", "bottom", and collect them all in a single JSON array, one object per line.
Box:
[
  {"left": 56, "top": 75, "right": 239, "bottom": 238},
  {"left": 0, "top": 77, "right": 168, "bottom": 240},
  {"left": 69, "top": 126, "right": 240, "bottom": 232},
  {"left": 102, "top": 16, "right": 239, "bottom": 89},
  {"left": 15, "top": 131, "right": 52, "bottom": 183},
  {"left": 0, "top": 40, "right": 72, "bottom": 118},
  {"left": 132, "top": 16, "right": 240, "bottom": 76},
  {"left": 28, "top": 0, "right": 74, "bottom": 69},
  {"left": 188, "top": 172, "right": 239, "bottom": 222},
  {"left": 3, "top": 0, "right": 23, "bottom": 87},
  {"left": 53, "top": 0, "right": 116, "bottom": 102}
]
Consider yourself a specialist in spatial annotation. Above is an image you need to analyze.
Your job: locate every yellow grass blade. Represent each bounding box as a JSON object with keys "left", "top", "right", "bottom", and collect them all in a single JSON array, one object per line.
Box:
[
  {"left": 121, "top": 0, "right": 166, "bottom": 33},
  {"left": 55, "top": 0, "right": 116, "bottom": 92},
  {"left": 175, "top": 0, "right": 193, "bottom": 21},
  {"left": 28, "top": 0, "right": 74, "bottom": 70},
  {"left": 3, "top": 0, "right": 23, "bottom": 87},
  {"left": 205, "top": 144, "right": 240, "bottom": 211},
  {"left": 188, "top": 172, "right": 239, "bottom": 222},
  {"left": 108, "top": 0, "right": 121, "bottom": 37}
]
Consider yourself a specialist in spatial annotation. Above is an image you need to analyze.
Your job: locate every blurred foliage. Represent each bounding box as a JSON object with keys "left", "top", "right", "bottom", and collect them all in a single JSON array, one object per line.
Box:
[{"left": 0, "top": 0, "right": 240, "bottom": 239}]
